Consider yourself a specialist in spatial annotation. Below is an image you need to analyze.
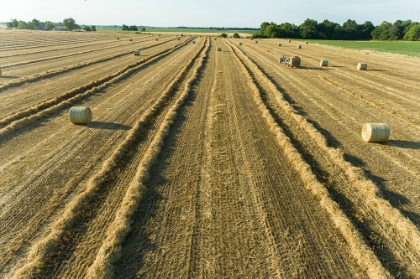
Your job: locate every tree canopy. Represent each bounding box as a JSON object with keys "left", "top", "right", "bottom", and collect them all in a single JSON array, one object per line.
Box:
[{"left": 257, "top": 19, "right": 419, "bottom": 41}]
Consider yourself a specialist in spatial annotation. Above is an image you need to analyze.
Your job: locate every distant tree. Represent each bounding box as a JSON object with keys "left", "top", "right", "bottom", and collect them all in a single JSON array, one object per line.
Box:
[
  {"left": 220, "top": 33, "right": 228, "bottom": 38},
  {"left": 318, "top": 19, "right": 341, "bottom": 39},
  {"left": 371, "top": 21, "right": 392, "bottom": 40},
  {"left": 278, "top": 22, "right": 299, "bottom": 38},
  {"left": 360, "top": 21, "right": 375, "bottom": 40},
  {"left": 140, "top": 27, "right": 146, "bottom": 32},
  {"left": 342, "top": 19, "right": 360, "bottom": 40},
  {"left": 403, "top": 23, "right": 420, "bottom": 40},
  {"left": 299, "top": 18, "right": 319, "bottom": 39},
  {"left": 129, "top": 25, "right": 138, "bottom": 31},
  {"left": 91, "top": 25, "right": 96, "bottom": 31},
  {"left": 17, "top": 21, "right": 27, "bottom": 29},
  {"left": 233, "top": 33, "right": 240, "bottom": 38},
  {"left": 27, "top": 21, "right": 36, "bottom": 30},
  {"left": 31, "top": 18, "right": 41, "bottom": 29},
  {"left": 122, "top": 24, "right": 129, "bottom": 31},
  {"left": 6, "top": 22, "right": 14, "bottom": 29},
  {"left": 83, "top": 26, "right": 92, "bottom": 31},
  {"left": 45, "top": 21, "right": 56, "bottom": 30},
  {"left": 63, "top": 18, "right": 78, "bottom": 31}
]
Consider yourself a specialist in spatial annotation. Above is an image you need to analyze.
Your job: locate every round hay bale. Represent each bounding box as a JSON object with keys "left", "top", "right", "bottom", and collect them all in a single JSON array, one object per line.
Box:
[
  {"left": 305, "top": 41, "right": 308, "bottom": 44},
  {"left": 297, "top": 45, "right": 302, "bottom": 49},
  {"left": 239, "top": 42, "right": 242, "bottom": 45},
  {"left": 361, "top": 123, "right": 390, "bottom": 143},
  {"left": 255, "top": 41, "right": 258, "bottom": 43},
  {"left": 192, "top": 41, "right": 196, "bottom": 44},
  {"left": 357, "top": 62, "right": 367, "bottom": 70},
  {"left": 0, "top": 69, "right": 2, "bottom": 76},
  {"left": 278, "top": 43, "right": 282, "bottom": 46},
  {"left": 69, "top": 107, "right": 92, "bottom": 124},
  {"left": 320, "top": 59, "right": 328, "bottom": 66},
  {"left": 133, "top": 50, "right": 140, "bottom": 56},
  {"left": 217, "top": 47, "right": 222, "bottom": 51},
  {"left": 288, "top": 39, "right": 291, "bottom": 43},
  {"left": 129, "top": 38, "right": 132, "bottom": 41}
]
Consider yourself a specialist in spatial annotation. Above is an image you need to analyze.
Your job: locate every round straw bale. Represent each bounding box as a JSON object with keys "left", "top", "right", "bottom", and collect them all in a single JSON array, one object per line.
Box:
[
  {"left": 133, "top": 50, "right": 140, "bottom": 56},
  {"left": 288, "top": 39, "right": 291, "bottom": 43},
  {"left": 278, "top": 43, "right": 282, "bottom": 46},
  {"left": 357, "top": 62, "right": 367, "bottom": 70},
  {"left": 239, "top": 42, "right": 242, "bottom": 45},
  {"left": 305, "top": 41, "right": 308, "bottom": 44},
  {"left": 361, "top": 123, "right": 390, "bottom": 143},
  {"left": 69, "top": 107, "right": 92, "bottom": 124},
  {"left": 320, "top": 59, "right": 328, "bottom": 66},
  {"left": 129, "top": 38, "right": 132, "bottom": 41},
  {"left": 217, "top": 47, "right": 222, "bottom": 51},
  {"left": 297, "top": 45, "right": 302, "bottom": 49},
  {"left": 0, "top": 69, "right": 2, "bottom": 76}
]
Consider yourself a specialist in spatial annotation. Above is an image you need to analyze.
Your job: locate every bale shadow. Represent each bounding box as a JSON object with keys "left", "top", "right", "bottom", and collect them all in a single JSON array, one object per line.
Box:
[
  {"left": 0, "top": 75, "right": 19, "bottom": 79},
  {"left": 307, "top": 119, "right": 341, "bottom": 148},
  {"left": 387, "top": 139, "right": 420, "bottom": 150},
  {"left": 88, "top": 121, "right": 131, "bottom": 131}
]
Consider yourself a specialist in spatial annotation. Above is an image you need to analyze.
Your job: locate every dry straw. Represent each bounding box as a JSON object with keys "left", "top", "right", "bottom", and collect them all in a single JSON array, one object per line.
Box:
[
  {"left": 69, "top": 106, "right": 92, "bottom": 124},
  {"left": 357, "top": 62, "right": 367, "bottom": 70},
  {"left": 361, "top": 123, "right": 390, "bottom": 143},
  {"left": 320, "top": 59, "right": 328, "bottom": 66}
]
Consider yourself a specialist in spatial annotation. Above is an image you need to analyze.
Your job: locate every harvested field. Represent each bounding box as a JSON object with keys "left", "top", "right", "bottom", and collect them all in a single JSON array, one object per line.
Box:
[{"left": 0, "top": 31, "right": 419, "bottom": 278}]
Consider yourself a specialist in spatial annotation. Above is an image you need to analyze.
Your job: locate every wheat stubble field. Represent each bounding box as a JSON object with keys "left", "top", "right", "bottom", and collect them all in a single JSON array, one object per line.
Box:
[{"left": 0, "top": 30, "right": 419, "bottom": 278}]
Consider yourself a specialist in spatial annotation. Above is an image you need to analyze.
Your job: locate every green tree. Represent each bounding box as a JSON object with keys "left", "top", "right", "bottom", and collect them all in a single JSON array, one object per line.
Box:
[
  {"left": 63, "top": 18, "right": 78, "bottom": 31},
  {"left": 122, "top": 24, "right": 129, "bottom": 31},
  {"left": 360, "top": 21, "right": 375, "bottom": 40},
  {"left": 318, "top": 19, "right": 341, "bottom": 39},
  {"left": 342, "top": 19, "right": 360, "bottom": 39},
  {"left": 233, "top": 33, "right": 240, "bottom": 38},
  {"left": 83, "top": 26, "right": 91, "bottom": 31},
  {"left": 299, "top": 18, "right": 318, "bottom": 39},
  {"left": 91, "top": 25, "right": 96, "bottom": 31},
  {"left": 140, "top": 27, "right": 146, "bottom": 32},
  {"left": 45, "top": 21, "right": 56, "bottom": 30},
  {"left": 129, "top": 25, "right": 138, "bottom": 31},
  {"left": 220, "top": 33, "right": 228, "bottom": 38},
  {"left": 403, "top": 23, "right": 420, "bottom": 40},
  {"left": 17, "top": 21, "right": 27, "bottom": 29},
  {"left": 371, "top": 21, "right": 392, "bottom": 40}
]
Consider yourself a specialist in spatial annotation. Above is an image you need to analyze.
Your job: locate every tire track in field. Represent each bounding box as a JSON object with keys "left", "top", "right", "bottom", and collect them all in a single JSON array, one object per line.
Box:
[
  {"left": 227, "top": 40, "right": 392, "bottom": 278},
  {"left": 229, "top": 40, "right": 420, "bottom": 278},
  {"left": 0, "top": 39, "right": 192, "bottom": 137},
  {"left": 9, "top": 39, "right": 208, "bottom": 279}
]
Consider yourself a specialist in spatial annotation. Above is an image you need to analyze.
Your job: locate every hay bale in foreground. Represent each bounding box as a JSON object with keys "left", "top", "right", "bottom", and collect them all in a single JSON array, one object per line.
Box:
[
  {"left": 320, "top": 59, "right": 328, "bottom": 66},
  {"left": 357, "top": 62, "right": 368, "bottom": 70},
  {"left": 361, "top": 123, "right": 390, "bottom": 143},
  {"left": 69, "top": 107, "right": 92, "bottom": 124}
]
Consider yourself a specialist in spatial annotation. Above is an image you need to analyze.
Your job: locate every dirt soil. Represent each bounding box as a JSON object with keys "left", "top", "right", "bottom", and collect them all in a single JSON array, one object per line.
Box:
[{"left": 1, "top": 30, "right": 419, "bottom": 278}]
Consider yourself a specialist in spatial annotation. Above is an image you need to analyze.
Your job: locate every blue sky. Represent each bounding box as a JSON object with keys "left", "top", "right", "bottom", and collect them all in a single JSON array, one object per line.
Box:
[{"left": 1, "top": 0, "right": 419, "bottom": 27}]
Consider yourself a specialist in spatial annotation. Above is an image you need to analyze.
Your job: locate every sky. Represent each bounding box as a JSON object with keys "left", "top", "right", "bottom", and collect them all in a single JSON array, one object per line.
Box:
[{"left": 1, "top": 0, "right": 419, "bottom": 28}]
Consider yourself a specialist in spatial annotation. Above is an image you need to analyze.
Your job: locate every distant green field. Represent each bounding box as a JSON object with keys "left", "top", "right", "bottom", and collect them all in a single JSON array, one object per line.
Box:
[{"left": 307, "top": 40, "right": 420, "bottom": 58}]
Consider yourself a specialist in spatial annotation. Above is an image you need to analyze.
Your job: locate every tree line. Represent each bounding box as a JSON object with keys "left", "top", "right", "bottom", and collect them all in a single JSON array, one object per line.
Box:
[
  {"left": 257, "top": 19, "right": 420, "bottom": 41},
  {"left": 121, "top": 24, "right": 146, "bottom": 31},
  {"left": 6, "top": 18, "right": 96, "bottom": 32}
]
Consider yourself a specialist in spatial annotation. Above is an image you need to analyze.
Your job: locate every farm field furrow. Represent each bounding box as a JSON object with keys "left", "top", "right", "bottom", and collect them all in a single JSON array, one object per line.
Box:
[
  {"left": 1, "top": 31, "right": 420, "bottom": 278},
  {"left": 233, "top": 38, "right": 420, "bottom": 277},
  {"left": 0, "top": 38, "right": 204, "bottom": 277},
  {"left": 0, "top": 38, "right": 190, "bottom": 121}
]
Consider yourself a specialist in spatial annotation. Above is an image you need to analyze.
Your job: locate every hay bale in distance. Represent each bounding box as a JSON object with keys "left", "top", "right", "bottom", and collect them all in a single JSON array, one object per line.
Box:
[
  {"left": 278, "top": 43, "right": 282, "bottom": 46},
  {"left": 361, "top": 123, "right": 390, "bottom": 143},
  {"left": 133, "top": 50, "right": 140, "bottom": 56},
  {"left": 288, "top": 39, "right": 291, "bottom": 43},
  {"left": 297, "top": 45, "right": 302, "bottom": 49},
  {"left": 357, "top": 62, "right": 368, "bottom": 70},
  {"left": 217, "top": 47, "right": 222, "bottom": 51},
  {"left": 239, "top": 42, "right": 242, "bottom": 45},
  {"left": 129, "top": 38, "right": 132, "bottom": 41},
  {"left": 320, "top": 59, "right": 328, "bottom": 66},
  {"left": 305, "top": 41, "right": 309, "bottom": 44},
  {"left": 69, "top": 107, "right": 92, "bottom": 124}
]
